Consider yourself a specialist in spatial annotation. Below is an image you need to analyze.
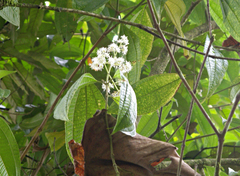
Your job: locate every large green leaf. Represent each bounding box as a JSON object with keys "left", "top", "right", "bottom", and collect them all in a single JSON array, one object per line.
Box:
[
  {"left": 0, "top": 70, "right": 16, "bottom": 79},
  {"left": 164, "top": 0, "right": 190, "bottom": 58},
  {"left": 220, "top": 0, "right": 240, "bottom": 42},
  {"left": 130, "top": 8, "right": 154, "bottom": 67},
  {"left": 203, "top": 35, "right": 228, "bottom": 99},
  {"left": 121, "top": 26, "right": 141, "bottom": 84},
  {"left": 55, "top": 0, "right": 79, "bottom": 41},
  {"left": 65, "top": 83, "right": 105, "bottom": 160},
  {"left": 112, "top": 74, "right": 137, "bottom": 136},
  {"left": 0, "top": 5, "right": 19, "bottom": 27},
  {"left": 13, "top": 61, "right": 46, "bottom": 100},
  {"left": 0, "top": 88, "right": 10, "bottom": 99},
  {"left": 132, "top": 73, "right": 181, "bottom": 115},
  {"left": 0, "top": 117, "right": 21, "bottom": 176},
  {"left": 54, "top": 73, "right": 98, "bottom": 121}
]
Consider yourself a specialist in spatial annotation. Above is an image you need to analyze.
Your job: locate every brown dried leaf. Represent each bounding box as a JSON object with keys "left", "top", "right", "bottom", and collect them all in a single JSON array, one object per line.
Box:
[
  {"left": 68, "top": 139, "right": 85, "bottom": 176},
  {"left": 81, "top": 109, "right": 200, "bottom": 176}
]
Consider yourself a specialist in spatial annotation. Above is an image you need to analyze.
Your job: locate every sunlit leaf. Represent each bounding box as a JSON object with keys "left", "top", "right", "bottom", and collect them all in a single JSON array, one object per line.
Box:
[
  {"left": 164, "top": 0, "right": 190, "bottom": 59},
  {"left": 133, "top": 73, "right": 181, "bottom": 115},
  {"left": 112, "top": 74, "right": 137, "bottom": 137},
  {"left": 0, "top": 117, "right": 21, "bottom": 176},
  {"left": 203, "top": 35, "right": 228, "bottom": 99},
  {"left": 0, "top": 70, "right": 16, "bottom": 79},
  {"left": 220, "top": 0, "right": 240, "bottom": 42}
]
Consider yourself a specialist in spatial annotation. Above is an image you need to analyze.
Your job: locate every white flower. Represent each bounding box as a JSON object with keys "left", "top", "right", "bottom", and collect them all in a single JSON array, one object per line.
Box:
[
  {"left": 112, "top": 35, "right": 118, "bottom": 42},
  {"left": 102, "top": 82, "right": 114, "bottom": 93},
  {"left": 119, "top": 45, "right": 128, "bottom": 55},
  {"left": 112, "top": 90, "right": 120, "bottom": 97},
  {"left": 119, "top": 61, "right": 132, "bottom": 73},
  {"left": 108, "top": 56, "right": 116, "bottom": 66},
  {"left": 97, "top": 47, "right": 109, "bottom": 58},
  {"left": 108, "top": 57, "right": 124, "bottom": 68},
  {"left": 90, "top": 62, "right": 104, "bottom": 71},
  {"left": 108, "top": 43, "right": 120, "bottom": 53},
  {"left": 118, "top": 35, "right": 129, "bottom": 45},
  {"left": 97, "top": 55, "right": 107, "bottom": 65}
]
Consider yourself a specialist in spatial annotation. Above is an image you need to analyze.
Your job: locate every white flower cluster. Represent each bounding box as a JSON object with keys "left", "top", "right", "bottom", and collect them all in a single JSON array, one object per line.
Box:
[
  {"left": 89, "top": 35, "right": 132, "bottom": 96},
  {"left": 89, "top": 35, "right": 132, "bottom": 73}
]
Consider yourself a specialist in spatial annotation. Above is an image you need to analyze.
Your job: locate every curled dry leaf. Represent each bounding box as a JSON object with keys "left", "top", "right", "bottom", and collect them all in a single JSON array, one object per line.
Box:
[
  {"left": 80, "top": 109, "right": 200, "bottom": 176},
  {"left": 222, "top": 36, "right": 240, "bottom": 48},
  {"left": 68, "top": 139, "right": 85, "bottom": 176}
]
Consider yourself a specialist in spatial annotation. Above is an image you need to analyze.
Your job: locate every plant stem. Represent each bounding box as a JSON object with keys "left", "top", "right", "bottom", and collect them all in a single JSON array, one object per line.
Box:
[{"left": 104, "top": 66, "right": 120, "bottom": 176}]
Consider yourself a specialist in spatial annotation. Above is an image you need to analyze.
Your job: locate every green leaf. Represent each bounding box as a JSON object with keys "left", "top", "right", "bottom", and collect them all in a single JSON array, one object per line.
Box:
[
  {"left": 0, "top": 117, "right": 21, "bottom": 176},
  {"left": 49, "top": 44, "right": 83, "bottom": 58},
  {"left": 45, "top": 130, "right": 65, "bottom": 152},
  {"left": 220, "top": 0, "right": 240, "bottom": 42},
  {"left": 54, "top": 73, "right": 98, "bottom": 121},
  {"left": 164, "top": 0, "right": 190, "bottom": 59},
  {"left": 130, "top": 8, "right": 154, "bottom": 67},
  {"left": 13, "top": 61, "right": 46, "bottom": 100},
  {"left": 206, "top": 0, "right": 228, "bottom": 34},
  {"left": 55, "top": 0, "right": 79, "bottom": 41},
  {"left": 0, "top": 88, "right": 10, "bottom": 99},
  {"left": 112, "top": 74, "right": 137, "bottom": 137},
  {"left": 136, "top": 112, "right": 158, "bottom": 137},
  {"left": 65, "top": 84, "right": 105, "bottom": 160},
  {"left": 203, "top": 35, "right": 228, "bottom": 99},
  {"left": 132, "top": 73, "right": 181, "bottom": 115},
  {"left": 121, "top": 26, "right": 141, "bottom": 84},
  {"left": 19, "top": 113, "right": 44, "bottom": 129},
  {"left": 152, "top": 0, "right": 167, "bottom": 22},
  {"left": 0, "top": 6, "right": 20, "bottom": 27},
  {"left": 230, "top": 76, "right": 240, "bottom": 103},
  {"left": 0, "top": 70, "right": 16, "bottom": 79},
  {"left": 27, "top": 8, "right": 44, "bottom": 36},
  {"left": 37, "top": 73, "right": 62, "bottom": 95},
  {"left": 72, "top": 0, "right": 109, "bottom": 12}
]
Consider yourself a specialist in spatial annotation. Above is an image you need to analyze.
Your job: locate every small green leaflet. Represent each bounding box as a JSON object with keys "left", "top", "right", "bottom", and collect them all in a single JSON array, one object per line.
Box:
[
  {"left": 230, "top": 76, "right": 240, "bottom": 103},
  {"left": 203, "top": 35, "right": 228, "bottom": 100},
  {"left": 112, "top": 74, "right": 137, "bottom": 137},
  {"left": 54, "top": 73, "right": 98, "bottom": 121}
]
